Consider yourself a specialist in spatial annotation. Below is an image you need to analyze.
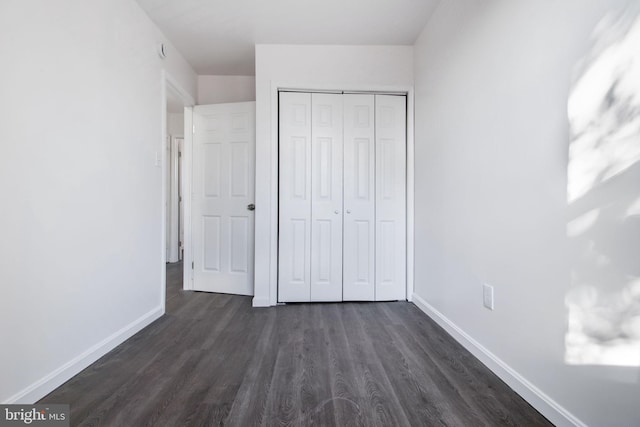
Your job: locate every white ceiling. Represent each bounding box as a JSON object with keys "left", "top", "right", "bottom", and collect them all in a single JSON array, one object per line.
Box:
[{"left": 135, "top": 0, "right": 440, "bottom": 75}]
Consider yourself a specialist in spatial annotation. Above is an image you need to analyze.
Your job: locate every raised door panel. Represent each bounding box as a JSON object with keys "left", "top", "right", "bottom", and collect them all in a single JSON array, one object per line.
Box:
[
  {"left": 375, "top": 95, "right": 407, "bottom": 301},
  {"left": 343, "top": 94, "right": 375, "bottom": 301},
  {"left": 278, "top": 92, "right": 312, "bottom": 302},
  {"left": 203, "top": 143, "right": 222, "bottom": 197},
  {"left": 230, "top": 216, "right": 249, "bottom": 273},
  {"left": 230, "top": 142, "right": 249, "bottom": 197},
  {"left": 203, "top": 215, "right": 221, "bottom": 271},
  {"left": 310, "top": 93, "right": 343, "bottom": 301}
]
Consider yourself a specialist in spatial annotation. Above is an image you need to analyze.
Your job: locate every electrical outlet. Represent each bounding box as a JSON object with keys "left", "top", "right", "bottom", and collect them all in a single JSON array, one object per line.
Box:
[{"left": 483, "top": 283, "right": 494, "bottom": 310}]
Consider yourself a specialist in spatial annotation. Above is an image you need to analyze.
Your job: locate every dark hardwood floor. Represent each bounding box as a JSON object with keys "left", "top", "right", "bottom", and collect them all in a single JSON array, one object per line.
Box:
[
  {"left": 40, "top": 262, "right": 553, "bottom": 426},
  {"left": 165, "top": 261, "right": 183, "bottom": 304}
]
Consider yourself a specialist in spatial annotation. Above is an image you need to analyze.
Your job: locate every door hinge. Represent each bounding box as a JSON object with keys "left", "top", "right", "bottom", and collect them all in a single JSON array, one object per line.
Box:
[
  {"left": 192, "top": 124, "right": 195, "bottom": 134},
  {"left": 192, "top": 261, "right": 194, "bottom": 270}
]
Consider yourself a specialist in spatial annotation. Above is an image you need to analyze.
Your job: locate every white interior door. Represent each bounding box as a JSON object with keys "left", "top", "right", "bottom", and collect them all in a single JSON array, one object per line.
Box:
[
  {"left": 375, "top": 95, "right": 406, "bottom": 301},
  {"left": 278, "top": 92, "right": 312, "bottom": 302},
  {"left": 192, "top": 102, "right": 255, "bottom": 295},
  {"left": 343, "top": 94, "right": 376, "bottom": 301},
  {"left": 310, "top": 93, "right": 343, "bottom": 301}
]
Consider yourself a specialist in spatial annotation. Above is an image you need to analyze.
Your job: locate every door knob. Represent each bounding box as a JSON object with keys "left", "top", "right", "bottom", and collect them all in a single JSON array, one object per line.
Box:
[
  {"left": 346, "top": 210, "right": 351, "bottom": 214},
  {"left": 247, "top": 203, "right": 255, "bottom": 211},
  {"left": 334, "top": 210, "right": 339, "bottom": 214}
]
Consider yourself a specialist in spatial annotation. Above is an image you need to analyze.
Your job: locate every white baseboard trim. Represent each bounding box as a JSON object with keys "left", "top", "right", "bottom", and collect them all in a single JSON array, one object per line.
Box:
[
  {"left": 411, "top": 293, "right": 586, "bottom": 427},
  {"left": 4, "top": 306, "right": 164, "bottom": 404},
  {"left": 252, "top": 296, "right": 271, "bottom": 307}
]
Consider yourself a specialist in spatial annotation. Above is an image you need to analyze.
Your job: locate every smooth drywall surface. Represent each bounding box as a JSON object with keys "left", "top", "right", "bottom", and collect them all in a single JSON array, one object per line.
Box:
[
  {"left": 198, "top": 75, "right": 256, "bottom": 104},
  {"left": 167, "top": 113, "right": 185, "bottom": 137},
  {"left": 254, "top": 44, "right": 413, "bottom": 306},
  {"left": 413, "top": 1, "right": 640, "bottom": 426},
  {"left": 0, "top": 0, "right": 196, "bottom": 403}
]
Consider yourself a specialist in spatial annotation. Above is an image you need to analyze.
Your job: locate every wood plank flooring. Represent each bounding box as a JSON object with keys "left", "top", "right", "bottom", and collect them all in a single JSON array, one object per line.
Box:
[{"left": 39, "top": 262, "right": 553, "bottom": 426}]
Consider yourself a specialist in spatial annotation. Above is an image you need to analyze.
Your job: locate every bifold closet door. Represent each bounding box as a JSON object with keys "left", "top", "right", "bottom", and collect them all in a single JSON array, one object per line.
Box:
[
  {"left": 279, "top": 92, "right": 407, "bottom": 303},
  {"left": 278, "top": 92, "right": 344, "bottom": 302},
  {"left": 310, "top": 93, "right": 343, "bottom": 301},
  {"left": 343, "top": 94, "right": 376, "bottom": 301},
  {"left": 375, "top": 95, "right": 407, "bottom": 301},
  {"left": 278, "top": 92, "right": 312, "bottom": 302}
]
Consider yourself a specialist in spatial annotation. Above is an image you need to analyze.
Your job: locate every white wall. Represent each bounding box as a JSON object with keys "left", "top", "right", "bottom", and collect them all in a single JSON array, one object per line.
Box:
[
  {"left": 198, "top": 75, "right": 256, "bottom": 104},
  {"left": 167, "top": 113, "right": 185, "bottom": 137},
  {"left": 253, "top": 44, "right": 413, "bottom": 306},
  {"left": 413, "top": 1, "right": 640, "bottom": 426},
  {"left": 0, "top": 0, "right": 196, "bottom": 403}
]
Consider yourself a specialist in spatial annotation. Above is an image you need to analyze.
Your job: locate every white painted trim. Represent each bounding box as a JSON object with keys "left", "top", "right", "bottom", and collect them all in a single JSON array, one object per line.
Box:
[
  {"left": 3, "top": 307, "right": 163, "bottom": 404},
  {"left": 183, "top": 107, "right": 194, "bottom": 290},
  {"left": 160, "top": 73, "right": 168, "bottom": 311},
  {"left": 265, "top": 82, "right": 416, "bottom": 306},
  {"left": 164, "top": 71, "right": 196, "bottom": 108},
  {"left": 252, "top": 297, "right": 271, "bottom": 308},
  {"left": 411, "top": 294, "right": 587, "bottom": 427},
  {"left": 267, "top": 80, "right": 280, "bottom": 307},
  {"left": 406, "top": 90, "right": 415, "bottom": 303}
]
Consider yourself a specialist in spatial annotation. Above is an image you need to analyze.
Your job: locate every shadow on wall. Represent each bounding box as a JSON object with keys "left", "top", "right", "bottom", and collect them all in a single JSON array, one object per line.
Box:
[{"left": 565, "top": 7, "right": 640, "bottom": 367}]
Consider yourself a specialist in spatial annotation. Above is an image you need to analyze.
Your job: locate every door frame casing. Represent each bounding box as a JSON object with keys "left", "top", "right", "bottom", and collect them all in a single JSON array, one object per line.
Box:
[
  {"left": 183, "top": 107, "right": 194, "bottom": 290},
  {"left": 257, "top": 82, "right": 415, "bottom": 307}
]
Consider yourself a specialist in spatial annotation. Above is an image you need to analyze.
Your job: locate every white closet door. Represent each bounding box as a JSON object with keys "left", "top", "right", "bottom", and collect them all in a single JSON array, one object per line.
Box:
[
  {"left": 375, "top": 95, "right": 407, "bottom": 301},
  {"left": 343, "top": 94, "right": 376, "bottom": 301},
  {"left": 278, "top": 92, "right": 312, "bottom": 302},
  {"left": 310, "top": 93, "right": 344, "bottom": 301}
]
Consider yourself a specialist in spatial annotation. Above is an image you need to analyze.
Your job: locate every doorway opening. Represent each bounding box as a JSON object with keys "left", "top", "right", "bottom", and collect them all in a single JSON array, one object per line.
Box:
[
  {"left": 166, "top": 94, "right": 184, "bottom": 264},
  {"left": 166, "top": 90, "right": 184, "bottom": 307},
  {"left": 162, "top": 71, "right": 194, "bottom": 311}
]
